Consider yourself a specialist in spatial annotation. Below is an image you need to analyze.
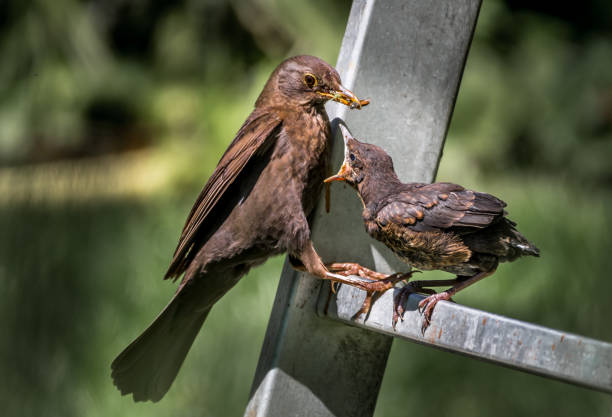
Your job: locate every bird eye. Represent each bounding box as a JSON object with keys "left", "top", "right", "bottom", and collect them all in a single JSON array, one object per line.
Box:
[
  {"left": 349, "top": 153, "right": 355, "bottom": 161},
  {"left": 303, "top": 73, "right": 317, "bottom": 89}
]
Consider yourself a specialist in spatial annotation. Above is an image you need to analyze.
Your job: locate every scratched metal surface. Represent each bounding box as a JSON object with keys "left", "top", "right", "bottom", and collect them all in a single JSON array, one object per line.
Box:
[{"left": 321, "top": 285, "right": 612, "bottom": 394}]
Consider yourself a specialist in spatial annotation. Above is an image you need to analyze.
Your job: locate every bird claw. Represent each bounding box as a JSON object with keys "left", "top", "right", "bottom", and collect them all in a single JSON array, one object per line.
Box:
[
  {"left": 351, "top": 270, "right": 418, "bottom": 322},
  {"left": 390, "top": 272, "right": 439, "bottom": 330},
  {"left": 417, "top": 291, "right": 453, "bottom": 334},
  {"left": 392, "top": 289, "right": 408, "bottom": 330},
  {"left": 327, "top": 266, "right": 424, "bottom": 326},
  {"left": 351, "top": 291, "right": 376, "bottom": 320}
]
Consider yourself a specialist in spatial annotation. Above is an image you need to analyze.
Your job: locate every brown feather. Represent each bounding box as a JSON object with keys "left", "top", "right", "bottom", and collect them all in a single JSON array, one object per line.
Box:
[
  {"left": 111, "top": 55, "right": 365, "bottom": 403},
  {"left": 376, "top": 222, "right": 472, "bottom": 270},
  {"left": 164, "top": 110, "right": 282, "bottom": 280},
  {"left": 336, "top": 134, "right": 539, "bottom": 276}
]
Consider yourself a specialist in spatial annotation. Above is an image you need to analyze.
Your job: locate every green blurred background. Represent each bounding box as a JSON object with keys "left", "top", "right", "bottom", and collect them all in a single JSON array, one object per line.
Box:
[{"left": 1, "top": 0, "right": 611, "bottom": 416}]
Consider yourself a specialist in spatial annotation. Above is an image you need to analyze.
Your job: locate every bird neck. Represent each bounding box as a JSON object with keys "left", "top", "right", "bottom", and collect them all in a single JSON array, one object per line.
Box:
[{"left": 357, "top": 170, "right": 403, "bottom": 208}]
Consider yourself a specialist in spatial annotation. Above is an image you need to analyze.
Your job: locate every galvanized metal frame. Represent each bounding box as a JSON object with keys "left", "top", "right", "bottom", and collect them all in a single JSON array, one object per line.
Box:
[
  {"left": 245, "top": 0, "right": 611, "bottom": 415},
  {"left": 323, "top": 287, "right": 612, "bottom": 394}
]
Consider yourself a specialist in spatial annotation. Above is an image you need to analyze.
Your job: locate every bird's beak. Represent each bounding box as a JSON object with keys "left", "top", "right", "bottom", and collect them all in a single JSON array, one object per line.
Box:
[
  {"left": 318, "top": 85, "right": 370, "bottom": 109},
  {"left": 324, "top": 124, "right": 353, "bottom": 183},
  {"left": 338, "top": 123, "right": 353, "bottom": 145},
  {"left": 324, "top": 162, "right": 349, "bottom": 183}
]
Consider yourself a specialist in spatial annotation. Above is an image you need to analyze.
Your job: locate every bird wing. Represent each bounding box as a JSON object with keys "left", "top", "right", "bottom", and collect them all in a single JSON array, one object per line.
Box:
[
  {"left": 375, "top": 182, "right": 507, "bottom": 232},
  {"left": 164, "top": 109, "right": 282, "bottom": 280}
]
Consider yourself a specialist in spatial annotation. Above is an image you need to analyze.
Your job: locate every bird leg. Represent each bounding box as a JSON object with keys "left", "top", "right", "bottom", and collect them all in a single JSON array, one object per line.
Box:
[
  {"left": 289, "top": 241, "right": 381, "bottom": 289},
  {"left": 321, "top": 270, "right": 410, "bottom": 295},
  {"left": 321, "top": 266, "right": 412, "bottom": 317},
  {"left": 325, "top": 262, "right": 390, "bottom": 293},
  {"left": 393, "top": 278, "right": 462, "bottom": 324},
  {"left": 327, "top": 262, "right": 389, "bottom": 280},
  {"left": 417, "top": 268, "right": 497, "bottom": 333},
  {"left": 392, "top": 279, "right": 442, "bottom": 329},
  {"left": 291, "top": 242, "right": 421, "bottom": 319}
]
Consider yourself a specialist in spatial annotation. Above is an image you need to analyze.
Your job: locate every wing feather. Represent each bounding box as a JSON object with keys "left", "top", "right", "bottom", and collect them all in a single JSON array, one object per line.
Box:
[
  {"left": 164, "top": 110, "right": 282, "bottom": 280},
  {"left": 375, "top": 183, "right": 506, "bottom": 232}
]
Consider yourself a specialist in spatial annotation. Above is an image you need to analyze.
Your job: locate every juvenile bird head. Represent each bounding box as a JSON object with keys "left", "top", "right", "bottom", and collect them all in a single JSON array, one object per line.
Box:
[
  {"left": 256, "top": 55, "right": 369, "bottom": 109},
  {"left": 324, "top": 124, "right": 397, "bottom": 188}
]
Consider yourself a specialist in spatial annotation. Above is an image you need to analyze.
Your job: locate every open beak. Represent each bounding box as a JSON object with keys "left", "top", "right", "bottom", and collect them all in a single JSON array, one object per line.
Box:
[
  {"left": 324, "top": 124, "right": 353, "bottom": 183},
  {"left": 324, "top": 162, "right": 349, "bottom": 183},
  {"left": 318, "top": 85, "right": 370, "bottom": 109}
]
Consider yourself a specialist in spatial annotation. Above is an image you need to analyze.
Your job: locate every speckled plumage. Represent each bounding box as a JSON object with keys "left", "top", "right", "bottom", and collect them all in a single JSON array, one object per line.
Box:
[
  {"left": 326, "top": 125, "right": 539, "bottom": 330},
  {"left": 361, "top": 181, "right": 537, "bottom": 277},
  {"left": 330, "top": 132, "right": 539, "bottom": 277}
]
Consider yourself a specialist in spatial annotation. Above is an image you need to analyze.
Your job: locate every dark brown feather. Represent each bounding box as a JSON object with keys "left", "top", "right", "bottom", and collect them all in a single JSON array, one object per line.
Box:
[
  {"left": 164, "top": 110, "right": 282, "bottom": 280},
  {"left": 328, "top": 129, "right": 540, "bottom": 329},
  {"left": 112, "top": 55, "right": 365, "bottom": 402},
  {"left": 374, "top": 183, "right": 505, "bottom": 233},
  {"left": 337, "top": 135, "right": 539, "bottom": 276}
]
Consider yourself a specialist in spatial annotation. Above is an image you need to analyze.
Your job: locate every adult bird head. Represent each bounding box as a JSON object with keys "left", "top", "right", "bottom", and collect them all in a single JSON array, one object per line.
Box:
[
  {"left": 256, "top": 55, "right": 369, "bottom": 109},
  {"left": 324, "top": 124, "right": 396, "bottom": 188}
]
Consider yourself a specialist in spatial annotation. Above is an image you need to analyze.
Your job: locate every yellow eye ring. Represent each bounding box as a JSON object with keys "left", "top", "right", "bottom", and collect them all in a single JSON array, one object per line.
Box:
[{"left": 303, "top": 73, "right": 317, "bottom": 88}]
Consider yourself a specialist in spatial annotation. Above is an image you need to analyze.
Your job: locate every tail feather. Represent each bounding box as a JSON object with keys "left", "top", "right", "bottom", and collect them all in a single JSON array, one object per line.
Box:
[
  {"left": 510, "top": 237, "right": 540, "bottom": 257},
  {"left": 111, "top": 296, "right": 210, "bottom": 402},
  {"left": 463, "top": 217, "right": 539, "bottom": 262},
  {"left": 503, "top": 218, "right": 540, "bottom": 260}
]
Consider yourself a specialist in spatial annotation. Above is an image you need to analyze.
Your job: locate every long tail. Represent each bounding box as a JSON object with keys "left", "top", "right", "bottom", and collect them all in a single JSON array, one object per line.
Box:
[{"left": 111, "top": 294, "right": 210, "bottom": 402}]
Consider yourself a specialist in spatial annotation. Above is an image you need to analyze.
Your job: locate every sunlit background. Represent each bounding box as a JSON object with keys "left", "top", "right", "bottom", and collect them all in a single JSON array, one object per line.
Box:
[{"left": 1, "top": 0, "right": 611, "bottom": 416}]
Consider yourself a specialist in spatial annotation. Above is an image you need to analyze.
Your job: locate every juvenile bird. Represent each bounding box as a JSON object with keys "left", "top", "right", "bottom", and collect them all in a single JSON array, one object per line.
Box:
[
  {"left": 325, "top": 125, "right": 540, "bottom": 331},
  {"left": 111, "top": 56, "right": 378, "bottom": 402}
]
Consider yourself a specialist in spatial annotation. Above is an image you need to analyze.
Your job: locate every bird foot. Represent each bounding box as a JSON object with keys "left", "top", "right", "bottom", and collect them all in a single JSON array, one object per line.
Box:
[
  {"left": 392, "top": 279, "right": 434, "bottom": 330},
  {"left": 325, "top": 262, "right": 383, "bottom": 294},
  {"left": 418, "top": 291, "right": 453, "bottom": 334},
  {"left": 327, "top": 262, "right": 389, "bottom": 281},
  {"left": 351, "top": 290, "right": 377, "bottom": 320},
  {"left": 351, "top": 271, "right": 418, "bottom": 320}
]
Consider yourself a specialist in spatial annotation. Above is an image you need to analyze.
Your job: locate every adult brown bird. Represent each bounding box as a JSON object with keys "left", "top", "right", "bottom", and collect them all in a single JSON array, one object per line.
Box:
[
  {"left": 325, "top": 125, "right": 540, "bottom": 331},
  {"left": 111, "top": 56, "right": 377, "bottom": 402}
]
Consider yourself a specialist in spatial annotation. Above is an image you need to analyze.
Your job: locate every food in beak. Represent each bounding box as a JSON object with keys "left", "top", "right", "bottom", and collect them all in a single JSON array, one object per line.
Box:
[{"left": 320, "top": 85, "right": 369, "bottom": 109}]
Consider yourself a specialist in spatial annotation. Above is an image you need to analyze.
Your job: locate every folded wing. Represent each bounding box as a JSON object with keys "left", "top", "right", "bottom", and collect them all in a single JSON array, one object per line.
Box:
[
  {"left": 375, "top": 182, "right": 507, "bottom": 232},
  {"left": 165, "top": 110, "right": 282, "bottom": 280}
]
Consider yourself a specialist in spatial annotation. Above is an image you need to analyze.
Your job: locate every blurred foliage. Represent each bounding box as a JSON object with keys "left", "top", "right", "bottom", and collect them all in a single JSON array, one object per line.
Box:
[
  {"left": 1, "top": 0, "right": 611, "bottom": 416},
  {"left": 447, "top": 0, "right": 612, "bottom": 187},
  {"left": 0, "top": 0, "right": 348, "bottom": 166}
]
